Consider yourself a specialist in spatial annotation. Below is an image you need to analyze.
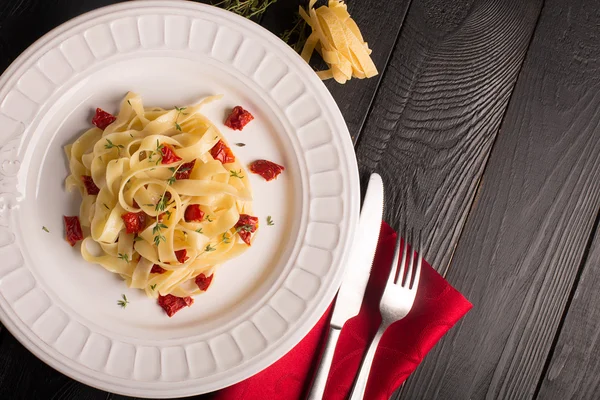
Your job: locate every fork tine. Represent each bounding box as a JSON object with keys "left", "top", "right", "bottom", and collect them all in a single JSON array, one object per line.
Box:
[
  {"left": 411, "top": 230, "right": 423, "bottom": 290},
  {"left": 388, "top": 235, "right": 402, "bottom": 286},
  {"left": 397, "top": 221, "right": 409, "bottom": 285},
  {"left": 404, "top": 226, "right": 415, "bottom": 287}
]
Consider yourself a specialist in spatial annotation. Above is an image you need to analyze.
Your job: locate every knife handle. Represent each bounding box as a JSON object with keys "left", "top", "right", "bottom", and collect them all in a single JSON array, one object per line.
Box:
[{"left": 307, "top": 326, "right": 341, "bottom": 400}]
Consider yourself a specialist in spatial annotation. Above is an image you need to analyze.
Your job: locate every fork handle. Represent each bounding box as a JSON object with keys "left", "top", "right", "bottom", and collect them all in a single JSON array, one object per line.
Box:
[
  {"left": 307, "top": 326, "right": 341, "bottom": 400},
  {"left": 349, "top": 324, "right": 386, "bottom": 400}
]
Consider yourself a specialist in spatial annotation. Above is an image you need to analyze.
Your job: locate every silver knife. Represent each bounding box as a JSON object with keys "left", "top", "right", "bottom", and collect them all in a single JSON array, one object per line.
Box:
[{"left": 307, "top": 173, "right": 384, "bottom": 400}]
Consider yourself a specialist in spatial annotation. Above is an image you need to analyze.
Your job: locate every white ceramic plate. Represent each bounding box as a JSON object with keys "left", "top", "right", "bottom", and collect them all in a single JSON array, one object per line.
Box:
[{"left": 0, "top": 1, "right": 359, "bottom": 397}]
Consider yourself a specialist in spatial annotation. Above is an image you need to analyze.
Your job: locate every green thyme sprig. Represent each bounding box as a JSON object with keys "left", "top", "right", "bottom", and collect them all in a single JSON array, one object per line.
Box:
[
  {"left": 105, "top": 139, "right": 124, "bottom": 156},
  {"left": 174, "top": 106, "right": 188, "bottom": 131},
  {"left": 230, "top": 169, "right": 244, "bottom": 179},
  {"left": 117, "top": 294, "right": 129, "bottom": 308},
  {"left": 267, "top": 216, "right": 274, "bottom": 226},
  {"left": 148, "top": 140, "right": 165, "bottom": 165},
  {"left": 214, "top": 0, "right": 279, "bottom": 19}
]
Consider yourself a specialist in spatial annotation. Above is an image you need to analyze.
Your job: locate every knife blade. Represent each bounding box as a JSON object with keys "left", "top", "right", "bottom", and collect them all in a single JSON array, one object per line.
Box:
[
  {"left": 331, "top": 172, "right": 384, "bottom": 328},
  {"left": 307, "top": 172, "right": 384, "bottom": 400}
]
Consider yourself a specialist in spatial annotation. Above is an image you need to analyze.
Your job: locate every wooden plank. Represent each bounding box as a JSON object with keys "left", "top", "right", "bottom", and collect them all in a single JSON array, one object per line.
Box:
[
  {"left": 0, "top": 0, "right": 124, "bottom": 73},
  {"left": 0, "top": 332, "right": 107, "bottom": 400},
  {"left": 354, "top": 0, "right": 542, "bottom": 272},
  {"left": 536, "top": 223, "right": 600, "bottom": 399},
  {"left": 398, "top": 0, "right": 600, "bottom": 398},
  {"left": 260, "top": 0, "right": 411, "bottom": 142}
]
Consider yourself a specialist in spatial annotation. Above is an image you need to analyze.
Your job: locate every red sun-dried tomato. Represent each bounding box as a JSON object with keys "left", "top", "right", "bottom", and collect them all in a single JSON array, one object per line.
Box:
[
  {"left": 225, "top": 106, "right": 254, "bottom": 131},
  {"left": 132, "top": 199, "right": 139, "bottom": 208},
  {"left": 210, "top": 140, "right": 235, "bottom": 164},
  {"left": 151, "top": 265, "right": 166, "bottom": 274},
  {"left": 81, "top": 175, "right": 100, "bottom": 195},
  {"left": 184, "top": 204, "right": 205, "bottom": 222},
  {"left": 195, "top": 273, "right": 214, "bottom": 291},
  {"left": 249, "top": 160, "right": 285, "bottom": 181},
  {"left": 92, "top": 108, "right": 117, "bottom": 130},
  {"left": 175, "top": 249, "right": 188, "bottom": 264},
  {"left": 160, "top": 144, "right": 182, "bottom": 164},
  {"left": 175, "top": 159, "right": 196, "bottom": 180},
  {"left": 235, "top": 214, "right": 259, "bottom": 245},
  {"left": 121, "top": 211, "right": 147, "bottom": 234},
  {"left": 64, "top": 216, "right": 84, "bottom": 247},
  {"left": 158, "top": 294, "right": 194, "bottom": 317}
]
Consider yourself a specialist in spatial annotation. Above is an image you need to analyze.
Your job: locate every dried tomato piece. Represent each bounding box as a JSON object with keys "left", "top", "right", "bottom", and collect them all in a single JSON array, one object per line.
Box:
[
  {"left": 81, "top": 175, "right": 100, "bottom": 195},
  {"left": 121, "top": 212, "right": 147, "bottom": 234},
  {"left": 249, "top": 160, "right": 285, "bottom": 181},
  {"left": 160, "top": 144, "right": 182, "bottom": 164},
  {"left": 151, "top": 265, "right": 166, "bottom": 274},
  {"left": 92, "top": 108, "right": 117, "bottom": 130},
  {"left": 158, "top": 294, "right": 194, "bottom": 317},
  {"left": 175, "top": 249, "right": 188, "bottom": 264},
  {"left": 64, "top": 216, "right": 84, "bottom": 247},
  {"left": 184, "top": 204, "right": 205, "bottom": 222},
  {"left": 195, "top": 273, "right": 214, "bottom": 291},
  {"left": 235, "top": 214, "right": 259, "bottom": 245},
  {"left": 210, "top": 140, "right": 235, "bottom": 164},
  {"left": 225, "top": 106, "right": 254, "bottom": 131},
  {"left": 175, "top": 160, "right": 196, "bottom": 180}
]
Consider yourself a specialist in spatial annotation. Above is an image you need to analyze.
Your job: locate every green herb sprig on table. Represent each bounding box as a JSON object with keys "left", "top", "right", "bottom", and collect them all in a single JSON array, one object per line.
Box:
[{"left": 214, "top": 0, "right": 279, "bottom": 19}]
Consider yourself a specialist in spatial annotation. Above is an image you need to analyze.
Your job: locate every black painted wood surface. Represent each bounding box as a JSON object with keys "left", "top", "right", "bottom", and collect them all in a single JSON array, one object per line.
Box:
[
  {"left": 398, "top": 0, "right": 600, "bottom": 398},
  {"left": 2, "top": 0, "right": 600, "bottom": 399}
]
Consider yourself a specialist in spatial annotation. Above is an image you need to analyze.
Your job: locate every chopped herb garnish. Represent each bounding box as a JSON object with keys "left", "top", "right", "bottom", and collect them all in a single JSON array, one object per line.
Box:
[
  {"left": 42, "top": 226, "right": 49, "bottom": 233},
  {"left": 236, "top": 224, "right": 254, "bottom": 233},
  {"left": 205, "top": 244, "right": 216, "bottom": 252},
  {"left": 150, "top": 284, "right": 157, "bottom": 291},
  {"left": 104, "top": 139, "right": 124, "bottom": 154},
  {"left": 133, "top": 235, "right": 143, "bottom": 242},
  {"left": 167, "top": 175, "right": 177, "bottom": 185},
  {"left": 267, "top": 216, "right": 274, "bottom": 226},
  {"left": 154, "top": 233, "right": 166, "bottom": 247},
  {"left": 103, "top": 203, "right": 110, "bottom": 210},
  {"left": 155, "top": 194, "right": 170, "bottom": 212},
  {"left": 127, "top": 99, "right": 132, "bottom": 106},
  {"left": 230, "top": 169, "right": 244, "bottom": 179},
  {"left": 153, "top": 222, "right": 168, "bottom": 235},
  {"left": 117, "top": 294, "right": 129, "bottom": 308},
  {"left": 195, "top": 228, "right": 203, "bottom": 234},
  {"left": 118, "top": 253, "right": 130, "bottom": 263},
  {"left": 174, "top": 106, "right": 187, "bottom": 131},
  {"left": 164, "top": 210, "right": 172, "bottom": 220},
  {"left": 205, "top": 215, "right": 214, "bottom": 222},
  {"left": 222, "top": 233, "right": 231, "bottom": 244},
  {"left": 235, "top": 143, "right": 246, "bottom": 147}
]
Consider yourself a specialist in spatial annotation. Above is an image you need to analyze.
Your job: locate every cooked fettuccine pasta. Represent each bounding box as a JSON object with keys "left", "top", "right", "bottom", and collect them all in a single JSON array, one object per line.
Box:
[{"left": 64, "top": 92, "right": 257, "bottom": 305}]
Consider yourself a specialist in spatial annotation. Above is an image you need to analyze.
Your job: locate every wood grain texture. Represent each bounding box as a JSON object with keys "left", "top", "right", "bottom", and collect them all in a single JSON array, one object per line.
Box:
[
  {"left": 354, "top": 0, "right": 542, "bottom": 272},
  {"left": 536, "top": 224, "right": 600, "bottom": 399},
  {"left": 0, "top": 333, "right": 107, "bottom": 400},
  {"left": 260, "top": 0, "right": 411, "bottom": 142},
  {"left": 398, "top": 0, "right": 600, "bottom": 398}
]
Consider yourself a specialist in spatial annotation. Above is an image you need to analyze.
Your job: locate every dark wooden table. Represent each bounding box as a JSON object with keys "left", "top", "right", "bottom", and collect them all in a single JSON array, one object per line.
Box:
[{"left": 1, "top": 0, "right": 599, "bottom": 399}]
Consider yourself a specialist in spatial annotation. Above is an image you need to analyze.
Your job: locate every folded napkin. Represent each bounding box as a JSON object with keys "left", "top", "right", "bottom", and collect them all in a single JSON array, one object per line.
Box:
[{"left": 210, "top": 222, "right": 472, "bottom": 400}]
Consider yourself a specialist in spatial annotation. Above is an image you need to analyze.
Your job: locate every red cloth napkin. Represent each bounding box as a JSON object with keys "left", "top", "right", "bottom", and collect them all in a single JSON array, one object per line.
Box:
[{"left": 210, "top": 222, "right": 472, "bottom": 400}]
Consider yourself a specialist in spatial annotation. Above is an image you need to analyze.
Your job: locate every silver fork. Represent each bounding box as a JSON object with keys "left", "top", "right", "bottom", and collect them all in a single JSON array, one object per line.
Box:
[{"left": 348, "top": 227, "right": 423, "bottom": 400}]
